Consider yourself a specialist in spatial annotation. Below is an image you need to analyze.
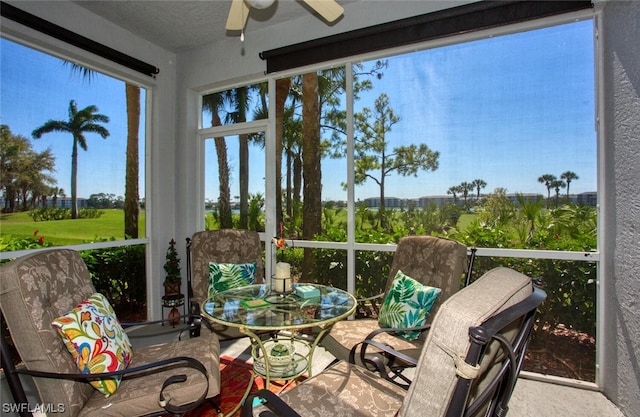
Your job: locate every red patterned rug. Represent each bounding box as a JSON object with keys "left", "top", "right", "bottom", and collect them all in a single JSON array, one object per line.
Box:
[{"left": 186, "top": 356, "right": 302, "bottom": 417}]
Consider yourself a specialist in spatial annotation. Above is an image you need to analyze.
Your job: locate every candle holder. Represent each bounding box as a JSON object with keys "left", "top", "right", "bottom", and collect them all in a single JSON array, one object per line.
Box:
[
  {"left": 272, "top": 258, "right": 292, "bottom": 295},
  {"left": 271, "top": 274, "right": 293, "bottom": 295}
]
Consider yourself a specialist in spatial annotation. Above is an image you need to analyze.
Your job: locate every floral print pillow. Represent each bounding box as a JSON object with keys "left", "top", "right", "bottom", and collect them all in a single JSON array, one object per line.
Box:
[
  {"left": 52, "top": 293, "right": 133, "bottom": 396},
  {"left": 378, "top": 270, "right": 442, "bottom": 341},
  {"left": 208, "top": 262, "right": 256, "bottom": 297}
]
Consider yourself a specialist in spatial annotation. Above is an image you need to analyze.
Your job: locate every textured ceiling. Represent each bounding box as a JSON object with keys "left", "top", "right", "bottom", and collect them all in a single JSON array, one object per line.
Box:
[{"left": 73, "top": 0, "right": 352, "bottom": 53}]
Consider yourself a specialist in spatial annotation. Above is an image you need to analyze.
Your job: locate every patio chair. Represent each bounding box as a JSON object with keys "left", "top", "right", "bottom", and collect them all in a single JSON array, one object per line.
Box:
[
  {"left": 321, "top": 235, "right": 471, "bottom": 377},
  {"left": 241, "top": 267, "right": 546, "bottom": 417},
  {"left": 0, "top": 249, "right": 221, "bottom": 417},
  {"left": 186, "top": 229, "right": 264, "bottom": 340}
]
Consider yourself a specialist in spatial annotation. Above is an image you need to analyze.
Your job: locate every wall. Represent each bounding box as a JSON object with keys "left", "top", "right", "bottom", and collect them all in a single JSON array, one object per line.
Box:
[{"left": 600, "top": 1, "right": 640, "bottom": 416}]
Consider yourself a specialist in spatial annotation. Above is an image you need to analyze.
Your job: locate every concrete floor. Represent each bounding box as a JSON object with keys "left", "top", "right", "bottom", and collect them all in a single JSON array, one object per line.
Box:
[{"left": 509, "top": 377, "right": 623, "bottom": 417}]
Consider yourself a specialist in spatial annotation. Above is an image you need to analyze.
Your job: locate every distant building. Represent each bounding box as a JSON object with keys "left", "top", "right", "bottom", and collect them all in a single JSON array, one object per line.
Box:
[{"left": 358, "top": 192, "right": 597, "bottom": 209}]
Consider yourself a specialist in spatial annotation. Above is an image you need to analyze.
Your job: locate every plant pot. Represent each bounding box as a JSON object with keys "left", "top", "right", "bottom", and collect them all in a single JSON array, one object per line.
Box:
[{"left": 164, "top": 283, "right": 181, "bottom": 296}]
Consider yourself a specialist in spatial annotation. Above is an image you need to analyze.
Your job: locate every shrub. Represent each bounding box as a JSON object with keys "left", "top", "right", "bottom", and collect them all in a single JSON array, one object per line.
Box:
[
  {"left": 81, "top": 244, "right": 146, "bottom": 320},
  {"left": 28, "top": 207, "right": 104, "bottom": 221}
]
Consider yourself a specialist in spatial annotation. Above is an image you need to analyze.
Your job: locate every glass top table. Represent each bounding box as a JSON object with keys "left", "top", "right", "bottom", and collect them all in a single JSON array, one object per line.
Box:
[
  {"left": 201, "top": 283, "right": 356, "bottom": 416},
  {"left": 202, "top": 283, "right": 356, "bottom": 332}
]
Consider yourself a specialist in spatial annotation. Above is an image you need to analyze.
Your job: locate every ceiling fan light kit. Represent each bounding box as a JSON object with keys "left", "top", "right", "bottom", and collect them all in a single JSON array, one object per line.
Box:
[
  {"left": 245, "top": 0, "right": 276, "bottom": 9},
  {"left": 226, "top": 0, "right": 344, "bottom": 33}
]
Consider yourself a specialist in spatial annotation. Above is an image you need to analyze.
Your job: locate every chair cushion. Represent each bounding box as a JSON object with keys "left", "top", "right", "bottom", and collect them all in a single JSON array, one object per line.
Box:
[
  {"left": 78, "top": 332, "right": 221, "bottom": 417},
  {"left": 378, "top": 270, "right": 441, "bottom": 341},
  {"left": 52, "top": 292, "right": 133, "bottom": 396},
  {"left": 208, "top": 262, "right": 256, "bottom": 297},
  {"left": 253, "top": 361, "right": 406, "bottom": 416}
]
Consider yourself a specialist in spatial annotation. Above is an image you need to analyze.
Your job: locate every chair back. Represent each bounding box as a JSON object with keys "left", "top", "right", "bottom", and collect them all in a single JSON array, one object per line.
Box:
[
  {"left": 187, "top": 229, "right": 264, "bottom": 307},
  {"left": 399, "top": 267, "right": 542, "bottom": 417},
  {"left": 387, "top": 235, "right": 468, "bottom": 326},
  {"left": 0, "top": 249, "right": 97, "bottom": 417}
]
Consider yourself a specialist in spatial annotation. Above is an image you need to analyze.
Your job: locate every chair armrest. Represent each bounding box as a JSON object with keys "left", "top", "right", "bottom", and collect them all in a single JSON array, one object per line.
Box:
[
  {"left": 15, "top": 356, "right": 210, "bottom": 415},
  {"left": 348, "top": 324, "right": 428, "bottom": 389},
  {"left": 355, "top": 292, "right": 385, "bottom": 318},
  {"left": 189, "top": 299, "right": 203, "bottom": 337},
  {"left": 241, "top": 389, "right": 302, "bottom": 417}
]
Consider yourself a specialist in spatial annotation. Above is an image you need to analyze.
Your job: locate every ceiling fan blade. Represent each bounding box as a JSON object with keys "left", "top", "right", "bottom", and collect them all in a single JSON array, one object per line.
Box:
[
  {"left": 303, "top": 0, "right": 344, "bottom": 23},
  {"left": 226, "top": 0, "right": 250, "bottom": 31}
]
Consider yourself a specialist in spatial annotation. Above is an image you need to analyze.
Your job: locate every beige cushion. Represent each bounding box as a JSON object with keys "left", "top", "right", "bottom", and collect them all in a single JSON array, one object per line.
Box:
[
  {"left": 399, "top": 267, "right": 533, "bottom": 417},
  {"left": 322, "top": 235, "right": 468, "bottom": 364},
  {"left": 0, "top": 249, "right": 221, "bottom": 417},
  {"left": 78, "top": 334, "right": 220, "bottom": 416},
  {"left": 254, "top": 361, "right": 406, "bottom": 416},
  {"left": 189, "top": 229, "right": 264, "bottom": 340}
]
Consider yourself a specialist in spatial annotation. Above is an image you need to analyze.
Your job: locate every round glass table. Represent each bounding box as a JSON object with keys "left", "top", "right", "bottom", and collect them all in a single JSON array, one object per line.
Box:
[{"left": 201, "top": 283, "right": 356, "bottom": 416}]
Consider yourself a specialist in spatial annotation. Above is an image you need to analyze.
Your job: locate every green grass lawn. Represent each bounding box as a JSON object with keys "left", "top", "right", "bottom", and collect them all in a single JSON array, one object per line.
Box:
[{"left": 1, "top": 210, "right": 146, "bottom": 246}]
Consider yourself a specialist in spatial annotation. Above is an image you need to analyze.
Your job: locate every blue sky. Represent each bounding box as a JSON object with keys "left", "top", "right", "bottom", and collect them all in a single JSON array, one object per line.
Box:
[
  {"left": 2, "top": 19, "right": 595, "bottom": 203},
  {"left": 1, "top": 38, "right": 146, "bottom": 199}
]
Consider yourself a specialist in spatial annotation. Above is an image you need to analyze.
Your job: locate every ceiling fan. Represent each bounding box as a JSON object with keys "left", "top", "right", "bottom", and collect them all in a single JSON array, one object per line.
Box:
[{"left": 225, "top": 0, "right": 344, "bottom": 31}]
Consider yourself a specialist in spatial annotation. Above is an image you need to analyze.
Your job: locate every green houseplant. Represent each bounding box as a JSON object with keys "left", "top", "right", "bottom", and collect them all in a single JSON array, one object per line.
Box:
[{"left": 163, "top": 239, "right": 182, "bottom": 296}]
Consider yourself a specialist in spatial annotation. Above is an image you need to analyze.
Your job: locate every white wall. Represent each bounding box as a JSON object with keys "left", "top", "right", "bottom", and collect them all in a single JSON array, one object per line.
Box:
[{"left": 600, "top": 2, "right": 640, "bottom": 416}]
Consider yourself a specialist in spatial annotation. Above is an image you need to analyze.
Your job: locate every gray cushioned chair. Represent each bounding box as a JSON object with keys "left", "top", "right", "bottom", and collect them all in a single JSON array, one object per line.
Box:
[
  {"left": 321, "top": 235, "right": 469, "bottom": 374},
  {"left": 242, "top": 267, "right": 546, "bottom": 417},
  {"left": 187, "top": 229, "right": 264, "bottom": 340},
  {"left": 0, "top": 249, "right": 221, "bottom": 417}
]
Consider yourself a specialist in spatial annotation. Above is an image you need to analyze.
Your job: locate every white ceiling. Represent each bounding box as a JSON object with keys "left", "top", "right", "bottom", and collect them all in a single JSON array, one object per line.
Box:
[{"left": 73, "top": 0, "right": 357, "bottom": 53}]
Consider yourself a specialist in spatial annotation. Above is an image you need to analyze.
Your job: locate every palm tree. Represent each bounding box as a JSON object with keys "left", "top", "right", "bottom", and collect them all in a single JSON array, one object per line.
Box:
[
  {"left": 66, "top": 63, "right": 141, "bottom": 237},
  {"left": 549, "top": 179, "right": 566, "bottom": 207},
  {"left": 472, "top": 179, "right": 487, "bottom": 199},
  {"left": 560, "top": 171, "right": 579, "bottom": 198},
  {"left": 537, "top": 174, "right": 556, "bottom": 207},
  {"left": 516, "top": 194, "right": 544, "bottom": 242},
  {"left": 301, "top": 71, "right": 322, "bottom": 281},
  {"left": 202, "top": 93, "right": 232, "bottom": 228},
  {"left": 32, "top": 100, "right": 109, "bottom": 219},
  {"left": 447, "top": 185, "right": 462, "bottom": 205},
  {"left": 460, "top": 181, "right": 474, "bottom": 207},
  {"left": 124, "top": 84, "right": 140, "bottom": 238}
]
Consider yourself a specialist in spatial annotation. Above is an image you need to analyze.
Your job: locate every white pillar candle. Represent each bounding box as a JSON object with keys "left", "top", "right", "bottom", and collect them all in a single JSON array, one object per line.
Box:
[{"left": 274, "top": 262, "right": 291, "bottom": 292}]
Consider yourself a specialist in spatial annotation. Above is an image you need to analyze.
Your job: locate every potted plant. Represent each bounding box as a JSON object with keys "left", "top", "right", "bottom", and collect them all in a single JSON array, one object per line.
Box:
[{"left": 163, "top": 239, "right": 182, "bottom": 296}]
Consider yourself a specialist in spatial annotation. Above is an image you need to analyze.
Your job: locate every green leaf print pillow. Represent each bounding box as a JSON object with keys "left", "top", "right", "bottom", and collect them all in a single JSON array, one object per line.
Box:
[
  {"left": 208, "top": 262, "right": 256, "bottom": 297},
  {"left": 378, "top": 270, "right": 442, "bottom": 341}
]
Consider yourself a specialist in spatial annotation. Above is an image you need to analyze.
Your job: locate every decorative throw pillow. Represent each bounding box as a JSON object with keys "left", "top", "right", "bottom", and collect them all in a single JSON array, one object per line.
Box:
[
  {"left": 208, "top": 262, "right": 256, "bottom": 297},
  {"left": 378, "top": 270, "right": 442, "bottom": 341},
  {"left": 52, "top": 293, "right": 133, "bottom": 396}
]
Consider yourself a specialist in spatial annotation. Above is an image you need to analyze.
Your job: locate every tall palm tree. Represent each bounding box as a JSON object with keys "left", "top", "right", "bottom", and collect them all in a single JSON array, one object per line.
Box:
[
  {"left": 202, "top": 93, "right": 232, "bottom": 228},
  {"left": 537, "top": 174, "right": 556, "bottom": 207},
  {"left": 472, "top": 178, "right": 487, "bottom": 199},
  {"left": 560, "top": 171, "right": 579, "bottom": 197},
  {"left": 549, "top": 179, "right": 566, "bottom": 207},
  {"left": 66, "top": 63, "right": 141, "bottom": 237},
  {"left": 301, "top": 72, "right": 322, "bottom": 281},
  {"left": 32, "top": 100, "right": 109, "bottom": 219},
  {"left": 124, "top": 84, "right": 140, "bottom": 238},
  {"left": 460, "top": 181, "right": 473, "bottom": 207},
  {"left": 447, "top": 185, "right": 462, "bottom": 204}
]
